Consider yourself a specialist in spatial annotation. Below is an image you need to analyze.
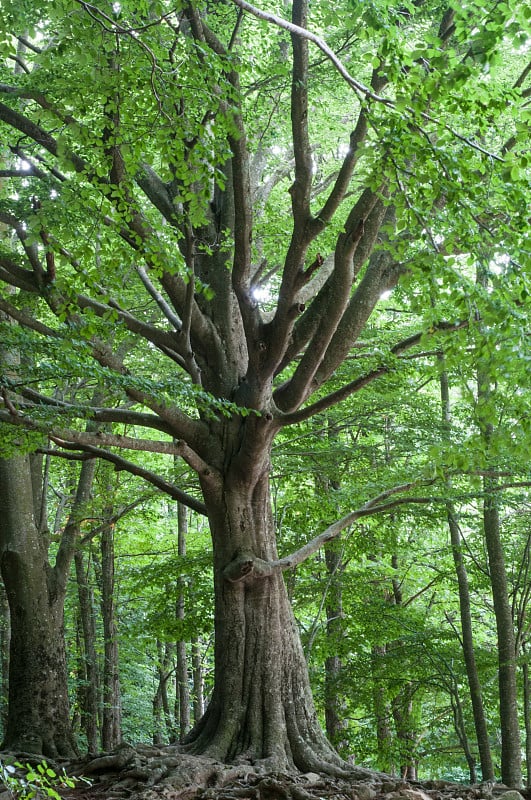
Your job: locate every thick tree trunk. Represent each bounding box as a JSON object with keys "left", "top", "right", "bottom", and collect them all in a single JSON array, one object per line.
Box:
[
  {"left": 0, "top": 455, "right": 77, "bottom": 757},
  {"left": 185, "top": 470, "right": 346, "bottom": 774}
]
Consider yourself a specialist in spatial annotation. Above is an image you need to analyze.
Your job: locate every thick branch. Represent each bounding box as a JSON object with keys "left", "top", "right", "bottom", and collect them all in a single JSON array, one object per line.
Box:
[
  {"left": 44, "top": 443, "right": 209, "bottom": 515},
  {"left": 0, "top": 100, "right": 87, "bottom": 173},
  {"left": 311, "top": 209, "right": 397, "bottom": 385},
  {"left": 274, "top": 194, "right": 385, "bottom": 411},
  {"left": 86, "top": 341, "right": 208, "bottom": 447},
  {"left": 136, "top": 163, "right": 182, "bottom": 227},
  {"left": 0, "top": 298, "right": 59, "bottom": 337},
  {"left": 18, "top": 388, "right": 175, "bottom": 435},
  {"left": 278, "top": 320, "right": 467, "bottom": 425},
  {"left": 223, "top": 481, "right": 436, "bottom": 581},
  {"left": 290, "top": 0, "right": 312, "bottom": 225},
  {"left": 229, "top": 93, "right": 254, "bottom": 305},
  {"left": 311, "top": 111, "right": 370, "bottom": 232},
  {"left": 0, "top": 261, "right": 38, "bottom": 293}
]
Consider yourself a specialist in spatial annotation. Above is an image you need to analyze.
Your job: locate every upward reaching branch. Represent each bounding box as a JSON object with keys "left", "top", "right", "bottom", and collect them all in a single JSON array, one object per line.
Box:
[
  {"left": 223, "top": 480, "right": 437, "bottom": 582},
  {"left": 229, "top": 0, "right": 391, "bottom": 104}
]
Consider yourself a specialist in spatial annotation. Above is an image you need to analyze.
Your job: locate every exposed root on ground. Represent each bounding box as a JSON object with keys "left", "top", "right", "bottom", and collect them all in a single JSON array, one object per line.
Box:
[{"left": 0, "top": 744, "right": 528, "bottom": 800}]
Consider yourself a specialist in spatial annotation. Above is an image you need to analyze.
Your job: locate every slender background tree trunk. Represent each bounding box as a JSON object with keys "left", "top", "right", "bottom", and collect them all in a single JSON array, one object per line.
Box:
[
  {"left": 191, "top": 638, "right": 204, "bottom": 725},
  {"left": 482, "top": 477, "right": 522, "bottom": 787},
  {"left": 439, "top": 365, "right": 494, "bottom": 781},
  {"left": 75, "top": 546, "right": 101, "bottom": 752},
  {"left": 100, "top": 515, "right": 122, "bottom": 750},
  {"left": 176, "top": 502, "right": 191, "bottom": 743},
  {"left": 324, "top": 539, "right": 348, "bottom": 754},
  {"left": 0, "top": 583, "right": 9, "bottom": 735}
]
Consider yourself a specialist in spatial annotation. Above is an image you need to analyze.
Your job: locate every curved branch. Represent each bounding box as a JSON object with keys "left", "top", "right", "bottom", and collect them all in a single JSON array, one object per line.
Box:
[
  {"left": 223, "top": 480, "right": 437, "bottom": 581},
  {"left": 18, "top": 388, "right": 175, "bottom": 435},
  {"left": 0, "top": 298, "right": 59, "bottom": 337},
  {"left": 310, "top": 207, "right": 396, "bottom": 387},
  {"left": 229, "top": 0, "right": 391, "bottom": 105},
  {"left": 275, "top": 489, "right": 435, "bottom": 571},
  {"left": 46, "top": 442, "right": 208, "bottom": 516},
  {"left": 310, "top": 111, "right": 370, "bottom": 232},
  {"left": 274, "top": 193, "right": 385, "bottom": 411}
]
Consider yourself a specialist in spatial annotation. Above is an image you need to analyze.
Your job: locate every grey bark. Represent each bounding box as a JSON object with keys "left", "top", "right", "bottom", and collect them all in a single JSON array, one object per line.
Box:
[
  {"left": 176, "top": 501, "right": 191, "bottom": 742},
  {"left": 191, "top": 638, "right": 204, "bottom": 723},
  {"left": 391, "top": 682, "right": 417, "bottom": 781},
  {"left": 482, "top": 476, "right": 522, "bottom": 787},
  {"left": 523, "top": 646, "right": 531, "bottom": 787},
  {"left": 0, "top": 582, "right": 9, "bottom": 733},
  {"left": 75, "top": 545, "right": 101, "bottom": 753},
  {"left": 153, "top": 641, "right": 173, "bottom": 745},
  {"left": 324, "top": 540, "right": 348, "bottom": 753},
  {"left": 371, "top": 644, "right": 395, "bottom": 775},
  {"left": 449, "top": 681, "right": 477, "bottom": 783},
  {"left": 0, "top": 0, "right": 451, "bottom": 772},
  {"left": 439, "top": 365, "right": 494, "bottom": 781},
  {"left": 184, "top": 468, "right": 348, "bottom": 774},
  {"left": 0, "top": 455, "right": 77, "bottom": 756},
  {"left": 101, "top": 516, "right": 122, "bottom": 750},
  {"left": 475, "top": 258, "right": 521, "bottom": 787}
]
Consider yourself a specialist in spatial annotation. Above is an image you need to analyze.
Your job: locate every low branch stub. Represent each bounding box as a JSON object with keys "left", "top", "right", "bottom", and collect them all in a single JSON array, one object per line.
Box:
[{"left": 223, "top": 553, "right": 276, "bottom": 583}]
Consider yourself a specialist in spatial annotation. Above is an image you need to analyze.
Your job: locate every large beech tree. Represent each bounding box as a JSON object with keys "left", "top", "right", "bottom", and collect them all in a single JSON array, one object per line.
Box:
[{"left": 0, "top": 0, "right": 529, "bottom": 773}]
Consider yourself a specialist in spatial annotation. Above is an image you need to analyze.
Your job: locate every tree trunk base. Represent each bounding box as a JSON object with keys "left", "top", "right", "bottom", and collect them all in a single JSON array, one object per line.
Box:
[
  {"left": 46, "top": 745, "right": 390, "bottom": 799},
  {"left": 19, "top": 745, "right": 506, "bottom": 800}
]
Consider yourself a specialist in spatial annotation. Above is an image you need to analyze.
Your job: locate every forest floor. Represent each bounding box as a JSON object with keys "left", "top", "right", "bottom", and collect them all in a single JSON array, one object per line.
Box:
[{"left": 2, "top": 744, "right": 527, "bottom": 800}]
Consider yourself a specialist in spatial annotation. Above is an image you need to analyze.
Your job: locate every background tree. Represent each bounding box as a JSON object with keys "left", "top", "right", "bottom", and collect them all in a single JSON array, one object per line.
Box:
[{"left": 0, "top": 449, "right": 90, "bottom": 756}]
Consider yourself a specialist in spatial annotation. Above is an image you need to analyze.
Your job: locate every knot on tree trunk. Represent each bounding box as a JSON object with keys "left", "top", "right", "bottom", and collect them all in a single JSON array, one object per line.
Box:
[{"left": 223, "top": 552, "right": 275, "bottom": 583}]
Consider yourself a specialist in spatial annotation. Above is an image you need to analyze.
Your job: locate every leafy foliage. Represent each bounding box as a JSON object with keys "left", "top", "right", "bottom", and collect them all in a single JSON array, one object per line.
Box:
[{"left": 0, "top": 760, "right": 84, "bottom": 800}]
